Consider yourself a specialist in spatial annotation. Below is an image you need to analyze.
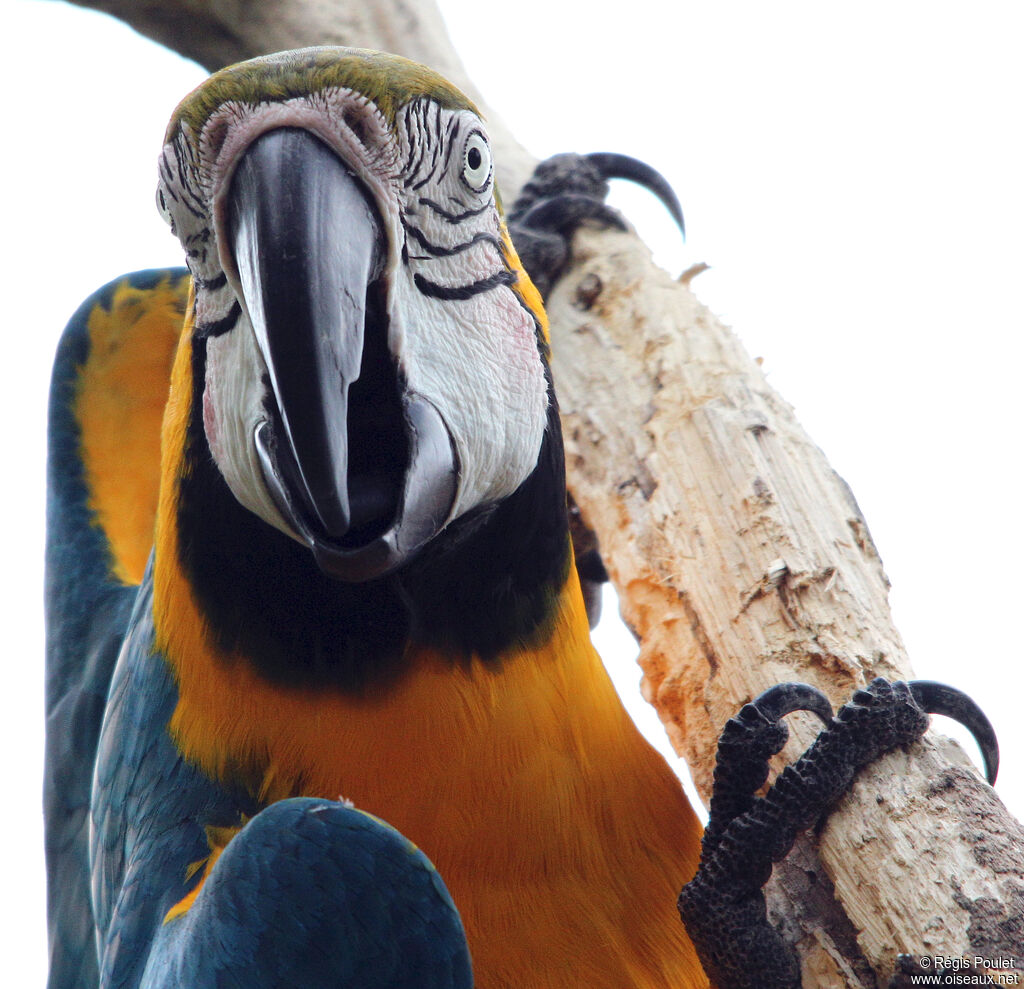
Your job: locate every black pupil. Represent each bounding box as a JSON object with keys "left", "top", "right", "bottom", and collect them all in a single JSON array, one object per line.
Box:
[{"left": 467, "top": 147, "right": 482, "bottom": 172}]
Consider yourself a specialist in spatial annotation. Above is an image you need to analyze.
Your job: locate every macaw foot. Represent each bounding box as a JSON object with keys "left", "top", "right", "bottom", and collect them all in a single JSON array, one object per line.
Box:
[
  {"left": 677, "top": 678, "right": 999, "bottom": 989},
  {"left": 148, "top": 798, "right": 472, "bottom": 988},
  {"left": 507, "top": 151, "right": 685, "bottom": 298}
]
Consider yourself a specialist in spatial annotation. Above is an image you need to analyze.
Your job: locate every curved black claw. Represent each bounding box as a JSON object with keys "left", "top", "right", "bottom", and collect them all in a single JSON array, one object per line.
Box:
[
  {"left": 703, "top": 683, "right": 834, "bottom": 854},
  {"left": 749, "top": 682, "right": 833, "bottom": 728},
  {"left": 909, "top": 680, "right": 999, "bottom": 784},
  {"left": 507, "top": 151, "right": 685, "bottom": 299},
  {"left": 584, "top": 152, "right": 686, "bottom": 237}
]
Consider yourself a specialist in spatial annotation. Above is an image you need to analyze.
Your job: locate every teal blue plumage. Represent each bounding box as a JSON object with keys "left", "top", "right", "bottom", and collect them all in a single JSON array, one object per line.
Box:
[{"left": 143, "top": 800, "right": 472, "bottom": 988}]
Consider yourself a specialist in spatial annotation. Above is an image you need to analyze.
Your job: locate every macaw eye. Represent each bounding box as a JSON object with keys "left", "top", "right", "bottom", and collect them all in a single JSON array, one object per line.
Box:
[{"left": 461, "top": 131, "right": 492, "bottom": 193}]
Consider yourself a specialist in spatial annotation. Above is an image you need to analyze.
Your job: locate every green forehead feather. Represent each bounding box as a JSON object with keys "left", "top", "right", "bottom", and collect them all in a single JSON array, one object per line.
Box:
[{"left": 167, "top": 46, "right": 478, "bottom": 140}]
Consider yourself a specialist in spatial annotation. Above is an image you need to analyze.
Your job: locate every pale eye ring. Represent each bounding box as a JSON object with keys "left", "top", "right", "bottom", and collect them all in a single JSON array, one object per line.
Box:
[{"left": 461, "top": 131, "right": 492, "bottom": 192}]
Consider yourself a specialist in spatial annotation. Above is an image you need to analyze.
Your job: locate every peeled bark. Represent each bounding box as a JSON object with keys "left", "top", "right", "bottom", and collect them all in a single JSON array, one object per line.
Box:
[{"left": 62, "top": 0, "right": 1024, "bottom": 983}]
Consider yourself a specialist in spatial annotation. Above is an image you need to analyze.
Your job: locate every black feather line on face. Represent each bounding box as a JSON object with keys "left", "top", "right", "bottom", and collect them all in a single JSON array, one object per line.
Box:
[
  {"left": 175, "top": 335, "right": 570, "bottom": 693},
  {"left": 413, "top": 270, "right": 515, "bottom": 301},
  {"left": 195, "top": 300, "right": 241, "bottom": 339},
  {"left": 442, "top": 117, "right": 461, "bottom": 172},
  {"left": 417, "top": 197, "right": 491, "bottom": 223},
  {"left": 193, "top": 271, "right": 228, "bottom": 292},
  {"left": 401, "top": 221, "right": 502, "bottom": 259}
]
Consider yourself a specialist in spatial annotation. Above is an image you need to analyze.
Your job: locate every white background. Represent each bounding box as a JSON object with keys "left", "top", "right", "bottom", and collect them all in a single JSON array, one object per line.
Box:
[{"left": 5, "top": 1, "right": 1022, "bottom": 983}]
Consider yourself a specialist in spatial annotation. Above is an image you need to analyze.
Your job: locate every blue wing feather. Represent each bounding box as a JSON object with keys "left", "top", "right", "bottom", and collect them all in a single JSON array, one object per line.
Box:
[{"left": 144, "top": 800, "right": 473, "bottom": 988}]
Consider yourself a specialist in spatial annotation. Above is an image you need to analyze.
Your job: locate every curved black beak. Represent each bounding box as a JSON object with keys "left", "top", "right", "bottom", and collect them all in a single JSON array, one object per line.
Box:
[{"left": 227, "top": 127, "right": 456, "bottom": 581}]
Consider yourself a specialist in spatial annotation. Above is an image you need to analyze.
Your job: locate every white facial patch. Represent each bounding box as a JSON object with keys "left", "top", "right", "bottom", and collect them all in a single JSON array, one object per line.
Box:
[
  {"left": 391, "top": 103, "right": 549, "bottom": 520},
  {"left": 203, "top": 313, "right": 297, "bottom": 541},
  {"left": 390, "top": 263, "right": 549, "bottom": 520}
]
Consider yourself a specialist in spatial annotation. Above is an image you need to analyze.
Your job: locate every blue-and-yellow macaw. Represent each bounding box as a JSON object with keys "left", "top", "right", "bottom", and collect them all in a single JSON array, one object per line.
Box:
[
  {"left": 45, "top": 45, "right": 999, "bottom": 989},
  {"left": 45, "top": 47, "right": 704, "bottom": 989}
]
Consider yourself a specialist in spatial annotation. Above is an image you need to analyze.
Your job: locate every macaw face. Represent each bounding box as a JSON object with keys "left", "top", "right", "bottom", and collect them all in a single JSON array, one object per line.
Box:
[{"left": 156, "top": 48, "right": 550, "bottom": 582}]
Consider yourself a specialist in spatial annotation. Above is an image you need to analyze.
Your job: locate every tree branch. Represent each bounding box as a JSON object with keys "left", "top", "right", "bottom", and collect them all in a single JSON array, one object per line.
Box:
[
  {"left": 546, "top": 229, "right": 1024, "bottom": 983},
  {"left": 62, "top": 0, "right": 1024, "bottom": 983}
]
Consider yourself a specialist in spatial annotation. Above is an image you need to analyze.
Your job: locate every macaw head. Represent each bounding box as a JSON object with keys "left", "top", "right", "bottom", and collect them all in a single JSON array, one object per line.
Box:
[{"left": 157, "top": 47, "right": 550, "bottom": 583}]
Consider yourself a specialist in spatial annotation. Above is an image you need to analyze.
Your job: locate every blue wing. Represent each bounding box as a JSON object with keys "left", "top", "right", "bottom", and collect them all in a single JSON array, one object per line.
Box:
[{"left": 145, "top": 800, "right": 473, "bottom": 988}]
